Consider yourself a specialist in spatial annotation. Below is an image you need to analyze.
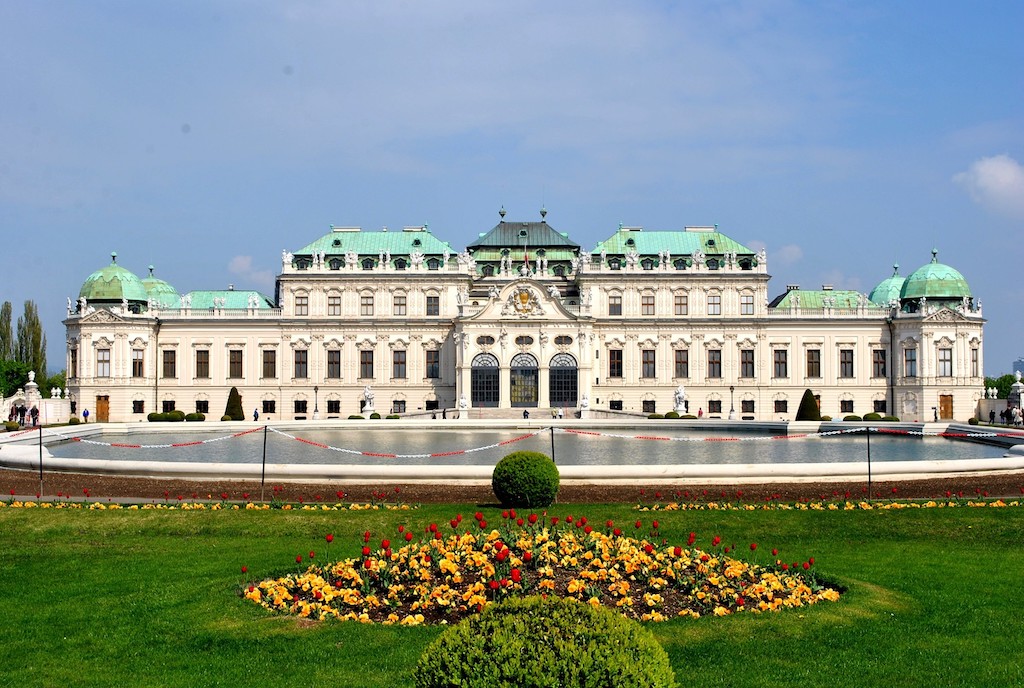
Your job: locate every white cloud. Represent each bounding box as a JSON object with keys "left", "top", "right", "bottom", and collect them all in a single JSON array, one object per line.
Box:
[
  {"left": 953, "top": 154, "right": 1024, "bottom": 219},
  {"left": 228, "top": 255, "right": 274, "bottom": 292}
]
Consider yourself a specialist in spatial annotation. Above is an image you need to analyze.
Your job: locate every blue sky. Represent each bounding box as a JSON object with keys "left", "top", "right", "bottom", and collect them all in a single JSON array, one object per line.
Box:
[{"left": 2, "top": 1, "right": 1022, "bottom": 375}]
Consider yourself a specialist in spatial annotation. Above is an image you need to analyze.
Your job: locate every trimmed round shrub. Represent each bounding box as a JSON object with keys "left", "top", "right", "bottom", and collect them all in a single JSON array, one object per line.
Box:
[
  {"left": 370, "top": 412, "right": 382, "bottom": 419},
  {"left": 664, "top": 410, "right": 680, "bottom": 419},
  {"left": 221, "top": 414, "right": 233, "bottom": 422},
  {"left": 882, "top": 415, "right": 899, "bottom": 422},
  {"left": 386, "top": 414, "right": 400, "bottom": 419},
  {"left": 4, "top": 421, "right": 19, "bottom": 432},
  {"left": 491, "top": 450, "right": 559, "bottom": 508},
  {"left": 863, "top": 412, "right": 882, "bottom": 421},
  {"left": 185, "top": 412, "right": 205, "bottom": 422},
  {"left": 648, "top": 413, "right": 664, "bottom": 419},
  {"left": 413, "top": 596, "right": 677, "bottom": 688},
  {"left": 681, "top": 414, "right": 697, "bottom": 419},
  {"left": 68, "top": 416, "right": 80, "bottom": 425},
  {"left": 147, "top": 412, "right": 163, "bottom": 422},
  {"left": 348, "top": 414, "right": 365, "bottom": 420},
  {"left": 968, "top": 417, "right": 980, "bottom": 425},
  {"left": 843, "top": 415, "right": 862, "bottom": 422},
  {"left": 820, "top": 415, "right": 832, "bottom": 421},
  {"left": 166, "top": 410, "right": 186, "bottom": 422}
]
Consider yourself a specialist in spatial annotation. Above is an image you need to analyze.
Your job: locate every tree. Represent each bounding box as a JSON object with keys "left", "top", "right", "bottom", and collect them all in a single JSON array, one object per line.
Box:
[
  {"left": 224, "top": 386, "right": 244, "bottom": 421},
  {"left": 985, "top": 374, "right": 1017, "bottom": 399},
  {"left": 15, "top": 300, "right": 46, "bottom": 380},
  {"left": 0, "top": 359, "right": 31, "bottom": 398},
  {"left": 0, "top": 301, "right": 12, "bottom": 360},
  {"left": 795, "top": 388, "right": 821, "bottom": 421},
  {"left": 44, "top": 371, "right": 66, "bottom": 398}
]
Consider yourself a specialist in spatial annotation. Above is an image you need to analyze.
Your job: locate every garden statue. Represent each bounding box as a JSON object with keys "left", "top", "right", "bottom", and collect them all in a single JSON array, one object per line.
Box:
[{"left": 673, "top": 385, "right": 686, "bottom": 412}]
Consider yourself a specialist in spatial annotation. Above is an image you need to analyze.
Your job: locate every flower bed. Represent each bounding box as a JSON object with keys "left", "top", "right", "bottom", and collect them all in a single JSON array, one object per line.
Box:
[{"left": 244, "top": 511, "right": 841, "bottom": 626}]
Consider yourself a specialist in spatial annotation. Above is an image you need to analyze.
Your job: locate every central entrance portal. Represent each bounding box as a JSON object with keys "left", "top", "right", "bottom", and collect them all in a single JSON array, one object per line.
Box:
[{"left": 510, "top": 352, "right": 538, "bottom": 408}]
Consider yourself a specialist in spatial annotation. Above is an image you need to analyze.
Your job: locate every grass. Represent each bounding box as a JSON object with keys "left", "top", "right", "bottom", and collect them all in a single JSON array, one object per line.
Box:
[{"left": 0, "top": 503, "right": 1022, "bottom": 687}]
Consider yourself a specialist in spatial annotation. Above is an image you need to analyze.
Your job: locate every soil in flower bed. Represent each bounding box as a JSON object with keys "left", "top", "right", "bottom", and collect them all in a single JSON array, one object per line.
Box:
[{"left": 2, "top": 467, "right": 1023, "bottom": 504}]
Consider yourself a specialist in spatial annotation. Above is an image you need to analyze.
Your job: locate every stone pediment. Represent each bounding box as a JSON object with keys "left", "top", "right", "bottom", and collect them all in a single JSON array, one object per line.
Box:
[
  {"left": 923, "top": 308, "right": 972, "bottom": 323},
  {"left": 464, "top": 279, "right": 578, "bottom": 322},
  {"left": 80, "top": 309, "right": 128, "bottom": 324}
]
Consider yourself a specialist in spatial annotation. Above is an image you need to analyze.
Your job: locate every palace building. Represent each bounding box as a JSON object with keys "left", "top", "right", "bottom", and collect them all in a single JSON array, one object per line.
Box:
[{"left": 64, "top": 210, "right": 985, "bottom": 423}]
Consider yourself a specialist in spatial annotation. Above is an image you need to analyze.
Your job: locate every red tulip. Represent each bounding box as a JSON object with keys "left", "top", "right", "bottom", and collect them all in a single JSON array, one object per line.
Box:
[
  {"left": 673, "top": 546, "right": 682, "bottom": 556},
  {"left": 566, "top": 515, "right": 574, "bottom": 524},
  {"left": 502, "top": 510, "right": 509, "bottom": 519},
  {"left": 308, "top": 551, "right": 315, "bottom": 559},
  {"left": 404, "top": 531, "right": 413, "bottom": 542},
  {"left": 397, "top": 525, "right": 405, "bottom": 533},
  {"left": 363, "top": 559, "right": 372, "bottom": 569},
  {"left": 528, "top": 513, "right": 538, "bottom": 524},
  {"left": 613, "top": 528, "right": 621, "bottom": 536},
  {"left": 474, "top": 511, "right": 484, "bottom": 521},
  {"left": 241, "top": 566, "right": 248, "bottom": 574},
  {"left": 771, "top": 548, "right": 778, "bottom": 556},
  {"left": 296, "top": 555, "right": 303, "bottom": 564},
  {"left": 325, "top": 534, "right": 334, "bottom": 543},
  {"left": 381, "top": 539, "right": 390, "bottom": 549},
  {"left": 736, "top": 596, "right": 745, "bottom": 606},
  {"left": 511, "top": 568, "right": 522, "bottom": 583},
  {"left": 523, "top": 551, "right": 533, "bottom": 562},
  {"left": 516, "top": 518, "right": 524, "bottom": 526},
  {"left": 363, "top": 530, "right": 371, "bottom": 543},
  {"left": 803, "top": 562, "right": 810, "bottom": 570},
  {"left": 450, "top": 518, "right": 459, "bottom": 529},
  {"left": 687, "top": 532, "right": 696, "bottom": 545},
  {"left": 362, "top": 546, "right": 371, "bottom": 556},
  {"left": 488, "top": 580, "right": 499, "bottom": 590},
  {"left": 478, "top": 520, "right": 487, "bottom": 529},
  {"left": 584, "top": 525, "right": 593, "bottom": 534},
  {"left": 643, "top": 543, "right": 654, "bottom": 554},
  {"left": 712, "top": 536, "right": 721, "bottom": 547},
  {"left": 652, "top": 520, "right": 659, "bottom": 529},
  {"left": 750, "top": 543, "right": 757, "bottom": 551},
  {"left": 606, "top": 520, "right": 614, "bottom": 528}
]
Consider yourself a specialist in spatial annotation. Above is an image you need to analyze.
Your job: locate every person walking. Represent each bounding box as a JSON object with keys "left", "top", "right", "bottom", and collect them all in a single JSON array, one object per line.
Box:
[{"left": 253, "top": 408, "right": 259, "bottom": 421}]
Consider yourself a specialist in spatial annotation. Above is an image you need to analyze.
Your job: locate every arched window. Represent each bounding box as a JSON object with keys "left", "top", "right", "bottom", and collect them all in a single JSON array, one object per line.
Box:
[
  {"left": 471, "top": 353, "right": 500, "bottom": 408},
  {"left": 549, "top": 352, "right": 578, "bottom": 407},
  {"left": 510, "top": 353, "right": 538, "bottom": 408}
]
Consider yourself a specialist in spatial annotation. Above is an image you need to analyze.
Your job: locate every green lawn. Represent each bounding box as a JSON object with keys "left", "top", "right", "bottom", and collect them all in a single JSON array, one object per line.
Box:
[{"left": 1, "top": 503, "right": 1022, "bottom": 687}]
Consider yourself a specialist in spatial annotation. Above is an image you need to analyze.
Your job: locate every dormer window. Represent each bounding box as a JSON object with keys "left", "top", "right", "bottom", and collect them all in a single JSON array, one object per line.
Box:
[
  {"left": 427, "top": 258, "right": 440, "bottom": 270},
  {"left": 394, "top": 258, "right": 407, "bottom": 270},
  {"left": 706, "top": 258, "right": 719, "bottom": 270},
  {"left": 641, "top": 258, "right": 655, "bottom": 270},
  {"left": 412, "top": 238, "right": 422, "bottom": 247},
  {"left": 609, "top": 258, "right": 621, "bottom": 270},
  {"left": 329, "top": 259, "right": 342, "bottom": 270},
  {"left": 482, "top": 265, "right": 495, "bottom": 277},
  {"left": 674, "top": 259, "right": 687, "bottom": 270},
  {"left": 332, "top": 239, "right": 342, "bottom": 247},
  {"left": 625, "top": 238, "right": 635, "bottom": 246},
  {"left": 361, "top": 258, "right": 375, "bottom": 270}
]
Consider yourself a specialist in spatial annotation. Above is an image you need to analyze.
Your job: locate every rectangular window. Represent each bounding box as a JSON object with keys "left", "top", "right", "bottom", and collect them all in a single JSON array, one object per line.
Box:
[
  {"left": 872, "top": 350, "right": 887, "bottom": 378},
  {"left": 674, "top": 350, "right": 689, "bottom": 378},
  {"left": 641, "top": 295, "right": 655, "bottom": 316},
  {"left": 195, "top": 400, "right": 209, "bottom": 414},
  {"left": 839, "top": 349, "right": 854, "bottom": 378},
  {"left": 426, "top": 295, "right": 440, "bottom": 316},
  {"left": 840, "top": 399, "right": 854, "bottom": 414},
  {"left": 674, "top": 294, "right": 688, "bottom": 315},
  {"left": 327, "top": 350, "right": 341, "bottom": 379},
  {"left": 132, "top": 349, "right": 144, "bottom": 378},
  {"left": 161, "top": 400, "right": 176, "bottom": 413},
  {"left": 295, "top": 295, "right": 308, "bottom": 316},
  {"left": 740, "top": 294, "right": 754, "bottom": 315},
  {"left": 707, "top": 294, "right": 721, "bottom": 315},
  {"left": 938, "top": 348, "right": 952, "bottom": 377},
  {"left": 608, "top": 295, "right": 622, "bottom": 316},
  {"left": 294, "top": 350, "right": 308, "bottom": 379},
  {"left": 740, "top": 350, "right": 755, "bottom": 378},
  {"left": 426, "top": 350, "right": 440, "bottom": 379},
  {"left": 132, "top": 400, "right": 144, "bottom": 414},
  {"left": 707, "top": 349, "right": 722, "bottom": 378},
  {"left": 294, "top": 400, "right": 307, "bottom": 416},
  {"left": 806, "top": 349, "right": 821, "bottom": 378},
  {"left": 70, "top": 349, "right": 78, "bottom": 379},
  {"left": 641, "top": 350, "right": 656, "bottom": 378},
  {"left": 327, "top": 295, "right": 342, "bottom": 316},
  {"left": 904, "top": 349, "right": 917, "bottom": 378},
  {"left": 229, "top": 350, "right": 243, "bottom": 378},
  {"left": 327, "top": 399, "right": 341, "bottom": 415},
  {"left": 393, "top": 295, "right": 407, "bottom": 316},
  {"left": 360, "top": 350, "right": 374, "bottom": 379},
  {"left": 97, "top": 348, "right": 111, "bottom": 378},
  {"left": 162, "top": 350, "right": 176, "bottom": 379},
  {"left": 262, "top": 400, "right": 276, "bottom": 414},
  {"left": 741, "top": 399, "right": 755, "bottom": 414},
  {"left": 708, "top": 400, "right": 722, "bottom": 414},
  {"left": 873, "top": 399, "right": 887, "bottom": 413},
  {"left": 609, "top": 349, "right": 623, "bottom": 378},
  {"left": 971, "top": 348, "right": 979, "bottom": 377},
  {"left": 609, "top": 400, "right": 623, "bottom": 411},
  {"left": 774, "top": 350, "right": 788, "bottom": 378},
  {"left": 360, "top": 294, "right": 374, "bottom": 316},
  {"left": 774, "top": 400, "right": 788, "bottom": 414},
  {"left": 393, "top": 350, "right": 407, "bottom": 379},
  {"left": 642, "top": 400, "right": 656, "bottom": 414},
  {"left": 195, "top": 350, "right": 210, "bottom": 379},
  {"left": 262, "top": 350, "right": 276, "bottom": 379},
  {"left": 392, "top": 400, "right": 406, "bottom": 414}
]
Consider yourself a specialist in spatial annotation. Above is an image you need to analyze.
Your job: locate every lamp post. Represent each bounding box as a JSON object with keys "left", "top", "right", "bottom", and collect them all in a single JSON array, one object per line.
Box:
[
  {"left": 313, "top": 385, "right": 320, "bottom": 420},
  {"left": 728, "top": 385, "right": 736, "bottom": 420}
]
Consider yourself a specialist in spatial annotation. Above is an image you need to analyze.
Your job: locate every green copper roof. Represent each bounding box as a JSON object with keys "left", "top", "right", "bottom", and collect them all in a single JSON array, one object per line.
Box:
[
  {"left": 293, "top": 226, "right": 454, "bottom": 257},
  {"left": 900, "top": 250, "right": 971, "bottom": 301},
  {"left": 141, "top": 266, "right": 181, "bottom": 309},
  {"left": 467, "top": 220, "right": 581, "bottom": 251},
  {"left": 868, "top": 264, "right": 905, "bottom": 305},
  {"left": 592, "top": 227, "right": 755, "bottom": 257},
  {"left": 78, "top": 253, "right": 149, "bottom": 303},
  {"left": 770, "top": 289, "right": 881, "bottom": 310},
  {"left": 184, "top": 291, "right": 275, "bottom": 309}
]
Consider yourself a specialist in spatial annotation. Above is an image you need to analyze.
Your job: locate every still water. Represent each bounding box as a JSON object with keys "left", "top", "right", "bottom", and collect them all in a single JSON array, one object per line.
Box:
[{"left": 45, "top": 427, "right": 1004, "bottom": 466}]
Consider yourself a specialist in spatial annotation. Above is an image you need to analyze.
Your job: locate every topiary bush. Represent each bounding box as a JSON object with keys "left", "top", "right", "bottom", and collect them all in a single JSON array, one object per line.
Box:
[
  {"left": 68, "top": 416, "right": 80, "bottom": 425},
  {"left": 4, "top": 421, "right": 19, "bottom": 432},
  {"left": 863, "top": 412, "right": 882, "bottom": 421},
  {"left": 664, "top": 410, "right": 680, "bottom": 419},
  {"left": 185, "top": 412, "right": 205, "bottom": 422},
  {"left": 843, "top": 415, "right": 862, "bottom": 422},
  {"left": 224, "top": 386, "right": 245, "bottom": 421},
  {"left": 166, "top": 410, "right": 186, "bottom": 422},
  {"left": 370, "top": 412, "right": 382, "bottom": 419},
  {"left": 491, "top": 450, "right": 560, "bottom": 508},
  {"left": 221, "top": 414, "right": 232, "bottom": 422},
  {"left": 348, "top": 415, "right": 365, "bottom": 420},
  {"left": 412, "top": 596, "right": 677, "bottom": 688},
  {"left": 795, "top": 389, "right": 821, "bottom": 421},
  {"left": 648, "top": 413, "right": 664, "bottom": 419},
  {"left": 148, "top": 412, "right": 163, "bottom": 422},
  {"left": 681, "top": 414, "right": 697, "bottom": 419},
  {"left": 386, "top": 414, "right": 400, "bottom": 419},
  {"left": 820, "top": 415, "right": 832, "bottom": 421},
  {"left": 882, "top": 415, "right": 899, "bottom": 422}
]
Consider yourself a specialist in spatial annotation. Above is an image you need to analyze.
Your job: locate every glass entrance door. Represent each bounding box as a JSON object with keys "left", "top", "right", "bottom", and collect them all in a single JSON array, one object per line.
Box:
[{"left": 510, "top": 353, "right": 538, "bottom": 407}]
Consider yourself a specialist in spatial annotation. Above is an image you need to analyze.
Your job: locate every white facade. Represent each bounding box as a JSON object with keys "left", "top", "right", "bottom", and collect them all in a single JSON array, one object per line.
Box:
[{"left": 64, "top": 221, "right": 985, "bottom": 423}]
